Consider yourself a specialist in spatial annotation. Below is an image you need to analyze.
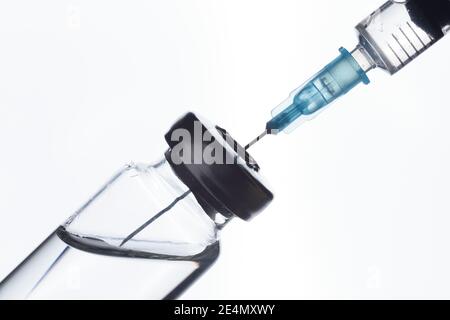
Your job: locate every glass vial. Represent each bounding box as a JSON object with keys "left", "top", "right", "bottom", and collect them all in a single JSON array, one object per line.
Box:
[{"left": 0, "top": 113, "right": 273, "bottom": 300}]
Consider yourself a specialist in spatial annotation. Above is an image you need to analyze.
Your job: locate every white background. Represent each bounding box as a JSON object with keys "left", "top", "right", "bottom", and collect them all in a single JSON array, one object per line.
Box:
[{"left": 1, "top": 0, "right": 450, "bottom": 299}]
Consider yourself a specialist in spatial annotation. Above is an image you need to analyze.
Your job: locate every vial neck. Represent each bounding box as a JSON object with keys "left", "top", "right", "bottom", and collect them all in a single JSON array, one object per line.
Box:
[
  {"left": 192, "top": 193, "right": 234, "bottom": 229},
  {"left": 213, "top": 212, "right": 234, "bottom": 230}
]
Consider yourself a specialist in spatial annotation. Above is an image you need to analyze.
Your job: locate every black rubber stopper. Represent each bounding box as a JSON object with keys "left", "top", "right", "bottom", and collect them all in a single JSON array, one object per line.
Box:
[
  {"left": 408, "top": 0, "right": 450, "bottom": 40},
  {"left": 164, "top": 112, "right": 273, "bottom": 221}
]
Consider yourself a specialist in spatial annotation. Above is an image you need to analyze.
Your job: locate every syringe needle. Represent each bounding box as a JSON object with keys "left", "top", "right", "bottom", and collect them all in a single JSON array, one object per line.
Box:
[
  {"left": 245, "top": 129, "right": 269, "bottom": 150},
  {"left": 119, "top": 190, "right": 191, "bottom": 247}
]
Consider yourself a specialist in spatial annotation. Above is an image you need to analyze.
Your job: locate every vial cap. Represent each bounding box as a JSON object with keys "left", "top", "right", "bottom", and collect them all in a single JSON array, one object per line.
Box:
[{"left": 165, "top": 112, "right": 273, "bottom": 221}]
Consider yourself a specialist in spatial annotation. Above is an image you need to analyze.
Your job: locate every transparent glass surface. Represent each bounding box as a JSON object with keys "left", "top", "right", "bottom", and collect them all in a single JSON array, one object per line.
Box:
[
  {"left": 356, "top": 0, "right": 440, "bottom": 75},
  {"left": 0, "top": 159, "right": 227, "bottom": 300}
]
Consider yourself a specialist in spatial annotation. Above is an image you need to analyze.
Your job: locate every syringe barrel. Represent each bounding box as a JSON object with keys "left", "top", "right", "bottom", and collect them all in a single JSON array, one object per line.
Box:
[{"left": 355, "top": 0, "right": 450, "bottom": 75}]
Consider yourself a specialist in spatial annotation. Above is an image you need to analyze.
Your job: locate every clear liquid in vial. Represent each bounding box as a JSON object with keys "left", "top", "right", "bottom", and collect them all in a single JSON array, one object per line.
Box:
[{"left": 0, "top": 227, "right": 219, "bottom": 300}]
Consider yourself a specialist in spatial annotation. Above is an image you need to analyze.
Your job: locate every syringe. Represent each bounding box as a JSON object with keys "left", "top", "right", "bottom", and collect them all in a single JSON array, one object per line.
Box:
[{"left": 246, "top": 0, "right": 450, "bottom": 149}]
